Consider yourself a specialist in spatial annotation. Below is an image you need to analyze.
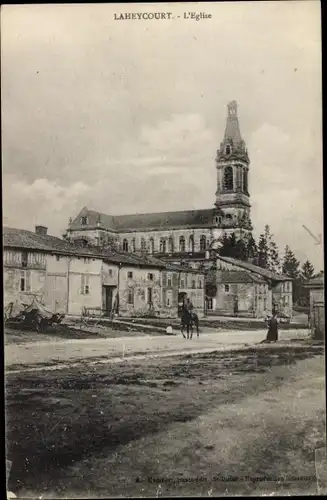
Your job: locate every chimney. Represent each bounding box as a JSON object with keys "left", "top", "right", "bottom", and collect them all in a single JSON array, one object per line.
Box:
[{"left": 35, "top": 225, "right": 48, "bottom": 236}]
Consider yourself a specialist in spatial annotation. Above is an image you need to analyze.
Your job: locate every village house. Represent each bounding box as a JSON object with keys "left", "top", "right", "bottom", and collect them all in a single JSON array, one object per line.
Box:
[
  {"left": 3, "top": 226, "right": 205, "bottom": 320},
  {"left": 211, "top": 255, "right": 293, "bottom": 318}
]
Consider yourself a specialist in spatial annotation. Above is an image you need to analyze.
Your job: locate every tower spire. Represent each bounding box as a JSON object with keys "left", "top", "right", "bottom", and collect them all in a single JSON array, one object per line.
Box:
[{"left": 223, "top": 100, "right": 242, "bottom": 144}]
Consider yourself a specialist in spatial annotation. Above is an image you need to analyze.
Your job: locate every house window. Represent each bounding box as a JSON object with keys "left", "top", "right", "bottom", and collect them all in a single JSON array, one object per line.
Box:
[
  {"left": 20, "top": 270, "right": 31, "bottom": 292},
  {"left": 81, "top": 274, "right": 90, "bottom": 295},
  {"left": 128, "top": 288, "right": 134, "bottom": 305},
  {"left": 167, "top": 278, "right": 172, "bottom": 288},
  {"left": 81, "top": 216, "right": 88, "bottom": 225},
  {"left": 122, "top": 239, "right": 129, "bottom": 252},
  {"left": 180, "top": 279, "right": 185, "bottom": 288},
  {"left": 56, "top": 255, "right": 60, "bottom": 261},
  {"left": 127, "top": 271, "right": 133, "bottom": 279},
  {"left": 131, "top": 238, "right": 136, "bottom": 252},
  {"left": 225, "top": 284, "right": 230, "bottom": 292},
  {"left": 147, "top": 287, "right": 153, "bottom": 304},
  {"left": 148, "top": 273, "right": 154, "bottom": 281},
  {"left": 21, "top": 251, "right": 28, "bottom": 268},
  {"left": 108, "top": 269, "right": 113, "bottom": 277},
  {"left": 192, "top": 280, "right": 196, "bottom": 289},
  {"left": 179, "top": 236, "right": 185, "bottom": 252},
  {"left": 84, "top": 257, "right": 90, "bottom": 264},
  {"left": 224, "top": 166, "right": 233, "bottom": 190},
  {"left": 141, "top": 238, "right": 146, "bottom": 251},
  {"left": 198, "top": 279, "right": 202, "bottom": 289},
  {"left": 149, "top": 238, "right": 154, "bottom": 254},
  {"left": 225, "top": 145, "right": 231, "bottom": 155},
  {"left": 200, "top": 235, "right": 206, "bottom": 252}
]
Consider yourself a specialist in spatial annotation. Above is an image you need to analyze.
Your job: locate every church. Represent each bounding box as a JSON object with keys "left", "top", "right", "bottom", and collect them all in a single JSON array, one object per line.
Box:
[
  {"left": 65, "top": 100, "right": 252, "bottom": 257},
  {"left": 64, "top": 100, "right": 293, "bottom": 318}
]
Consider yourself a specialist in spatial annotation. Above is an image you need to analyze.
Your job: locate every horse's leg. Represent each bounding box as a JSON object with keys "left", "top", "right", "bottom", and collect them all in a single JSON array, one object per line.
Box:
[{"left": 189, "top": 322, "right": 193, "bottom": 340}]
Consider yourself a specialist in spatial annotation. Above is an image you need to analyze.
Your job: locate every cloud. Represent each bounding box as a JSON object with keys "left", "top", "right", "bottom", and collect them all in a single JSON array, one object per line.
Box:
[{"left": 3, "top": 177, "right": 91, "bottom": 234}]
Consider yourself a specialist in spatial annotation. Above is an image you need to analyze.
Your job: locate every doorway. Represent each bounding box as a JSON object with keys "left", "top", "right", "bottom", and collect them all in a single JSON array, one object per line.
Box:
[
  {"left": 178, "top": 292, "right": 187, "bottom": 317},
  {"left": 103, "top": 286, "right": 115, "bottom": 317}
]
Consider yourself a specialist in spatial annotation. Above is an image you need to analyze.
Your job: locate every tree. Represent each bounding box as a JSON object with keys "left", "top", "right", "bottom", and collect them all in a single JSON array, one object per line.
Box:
[
  {"left": 257, "top": 232, "right": 269, "bottom": 269},
  {"left": 263, "top": 225, "right": 281, "bottom": 273},
  {"left": 245, "top": 232, "right": 258, "bottom": 263},
  {"left": 282, "top": 245, "right": 300, "bottom": 279},
  {"left": 218, "top": 233, "right": 235, "bottom": 258},
  {"left": 234, "top": 237, "right": 248, "bottom": 261},
  {"left": 301, "top": 260, "right": 315, "bottom": 280},
  {"left": 205, "top": 265, "right": 217, "bottom": 298}
]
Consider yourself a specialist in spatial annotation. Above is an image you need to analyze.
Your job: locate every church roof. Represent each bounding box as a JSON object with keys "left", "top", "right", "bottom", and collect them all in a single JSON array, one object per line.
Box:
[{"left": 69, "top": 207, "right": 215, "bottom": 232}]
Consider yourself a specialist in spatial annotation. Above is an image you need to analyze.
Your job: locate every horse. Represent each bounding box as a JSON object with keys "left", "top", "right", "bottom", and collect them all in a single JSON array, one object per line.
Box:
[{"left": 181, "top": 309, "right": 199, "bottom": 339}]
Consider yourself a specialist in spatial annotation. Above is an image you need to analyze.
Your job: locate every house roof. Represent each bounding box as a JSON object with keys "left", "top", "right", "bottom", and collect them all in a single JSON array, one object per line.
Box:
[
  {"left": 2, "top": 227, "right": 164, "bottom": 269},
  {"left": 3, "top": 226, "right": 203, "bottom": 273},
  {"left": 303, "top": 272, "right": 324, "bottom": 288},
  {"left": 220, "top": 270, "right": 266, "bottom": 284},
  {"left": 68, "top": 206, "right": 215, "bottom": 232},
  {"left": 3, "top": 226, "right": 82, "bottom": 254},
  {"left": 217, "top": 255, "right": 290, "bottom": 282}
]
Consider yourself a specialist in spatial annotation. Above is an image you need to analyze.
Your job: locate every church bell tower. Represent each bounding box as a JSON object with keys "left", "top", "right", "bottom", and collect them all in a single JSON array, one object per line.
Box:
[{"left": 214, "top": 100, "right": 252, "bottom": 238}]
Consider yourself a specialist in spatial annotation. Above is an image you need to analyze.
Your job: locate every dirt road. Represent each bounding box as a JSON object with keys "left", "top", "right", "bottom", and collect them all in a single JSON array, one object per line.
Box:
[
  {"left": 5, "top": 328, "right": 309, "bottom": 369},
  {"left": 6, "top": 346, "right": 325, "bottom": 497}
]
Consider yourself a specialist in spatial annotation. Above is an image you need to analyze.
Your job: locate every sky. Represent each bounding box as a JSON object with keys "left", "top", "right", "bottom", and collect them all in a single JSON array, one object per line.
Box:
[{"left": 1, "top": 1, "right": 323, "bottom": 270}]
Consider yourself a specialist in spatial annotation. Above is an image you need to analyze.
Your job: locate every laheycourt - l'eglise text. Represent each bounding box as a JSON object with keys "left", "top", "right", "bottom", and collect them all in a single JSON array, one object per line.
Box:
[{"left": 184, "top": 12, "right": 212, "bottom": 20}]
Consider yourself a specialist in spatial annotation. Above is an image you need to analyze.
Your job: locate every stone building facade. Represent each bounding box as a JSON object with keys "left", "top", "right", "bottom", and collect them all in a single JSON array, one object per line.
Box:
[
  {"left": 212, "top": 255, "right": 293, "bottom": 318},
  {"left": 64, "top": 101, "right": 252, "bottom": 255}
]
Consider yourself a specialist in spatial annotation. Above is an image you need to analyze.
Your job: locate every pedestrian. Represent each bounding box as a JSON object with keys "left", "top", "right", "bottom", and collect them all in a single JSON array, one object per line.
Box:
[{"left": 265, "top": 312, "right": 279, "bottom": 342}]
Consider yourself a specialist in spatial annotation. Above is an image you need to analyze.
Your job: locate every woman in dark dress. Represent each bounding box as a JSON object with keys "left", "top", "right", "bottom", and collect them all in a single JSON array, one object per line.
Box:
[{"left": 265, "top": 312, "right": 279, "bottom": 342}]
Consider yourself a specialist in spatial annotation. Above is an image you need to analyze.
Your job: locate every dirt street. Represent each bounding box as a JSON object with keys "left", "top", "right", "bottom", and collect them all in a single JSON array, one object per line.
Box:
[
  {"left": 5, "top": 328, "right": 310, "bottom": 370},
  {"left": 6, "top": 344, "right": 325, "bottom": 497}
]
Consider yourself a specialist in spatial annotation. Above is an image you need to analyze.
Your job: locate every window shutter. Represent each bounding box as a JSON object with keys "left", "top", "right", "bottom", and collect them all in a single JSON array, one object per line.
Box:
[
  {"left": 26, "top": 271, "right": 31, "bottom": 292},
  {"left": 81, "top": 275, "right": 85, "bottom": 293}
]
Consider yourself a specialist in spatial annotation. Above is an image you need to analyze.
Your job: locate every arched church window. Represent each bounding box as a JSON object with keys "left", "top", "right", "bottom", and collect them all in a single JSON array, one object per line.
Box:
[
  {"left": 149, "top": 238, "right": 154, "bottom": 254},
  {"left": 179, "top": 236, "right": 185, "bottom": 252},
  {"left": 122, "top": 239, "right": 128, "bottom": 252},
  {"left": 243, "top": 170, "right": 248, "bottom": 192},
  {"left": 168, "top": 237, "right": 174, "bottom": 253},
  {"left": 225, "top": 145, "right": 231, "bottom": 155},
  {"left": 200, "top": 235, "right": 206, "bottom": 251},
  {"left": 160, "top": 238, "right": 166, "bottom": 253},
  {"left": 141, "top": 238, "right": 146, "bottom": 251},
  {"left": 189, "top": 235, "right": 194, "bottom": 253},
  {"left": 224, "top": 166, "right": 233, "bottom": 190}
]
